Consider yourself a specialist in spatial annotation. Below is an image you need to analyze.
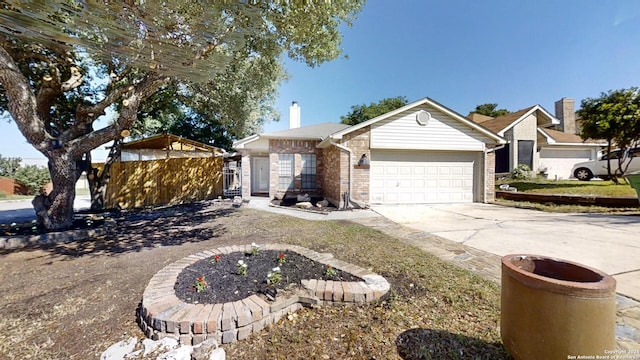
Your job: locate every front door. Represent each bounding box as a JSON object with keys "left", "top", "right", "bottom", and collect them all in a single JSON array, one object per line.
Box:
[{"left": 252, "top": 157, "right": 269, "bottom": 193}]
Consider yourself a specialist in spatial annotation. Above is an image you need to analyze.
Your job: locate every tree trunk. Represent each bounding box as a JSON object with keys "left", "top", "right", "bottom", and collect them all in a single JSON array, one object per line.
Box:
[
  {"left": 32, "top": 154, "right": 80, "bottom": 230},
  {"left": 87, "top": 139, "right": 123, "bottom": 210}
]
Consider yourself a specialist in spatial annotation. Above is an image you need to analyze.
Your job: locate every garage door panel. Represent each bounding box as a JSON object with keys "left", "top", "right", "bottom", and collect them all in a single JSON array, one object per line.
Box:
[
  {"left": 371, "top": 150, "right": 476, "bottom": 204},
  {"left": 413, "top": 179, "right": 425, "bottom": 188}
]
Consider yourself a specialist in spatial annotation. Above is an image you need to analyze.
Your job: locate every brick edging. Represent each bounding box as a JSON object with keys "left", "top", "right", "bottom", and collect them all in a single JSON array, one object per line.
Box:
[
  {"left": 0, "top": 219, "right": 116, "bottom": 249},
  {"left": 138, "top": 243, "right": 390, "bottom": 345}
]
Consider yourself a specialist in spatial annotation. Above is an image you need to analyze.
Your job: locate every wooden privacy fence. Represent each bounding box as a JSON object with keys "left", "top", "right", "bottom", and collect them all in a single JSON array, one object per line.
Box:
[{"left": 104, "top": 157, "right": 223, "bottom": 209}]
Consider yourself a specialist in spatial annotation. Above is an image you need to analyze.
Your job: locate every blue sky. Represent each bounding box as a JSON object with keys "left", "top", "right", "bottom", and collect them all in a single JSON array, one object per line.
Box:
[
  {"left": 2, "top": 0, "right": 639, "bottom": 160},
  {"left": 268, "top": 0, "right": 640, "bottom": 132}
]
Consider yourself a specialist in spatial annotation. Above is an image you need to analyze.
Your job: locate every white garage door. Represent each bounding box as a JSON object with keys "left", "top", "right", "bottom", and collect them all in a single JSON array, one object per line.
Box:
[
  {"left": 370, "top": 150, "right": 477, "bottom": 204},
  {"left": 539, "top": 148, "right": 595, "bottom": 180}
]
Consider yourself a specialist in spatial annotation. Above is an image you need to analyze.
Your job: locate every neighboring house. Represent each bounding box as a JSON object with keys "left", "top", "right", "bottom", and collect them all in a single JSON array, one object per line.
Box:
[
  {"left": 537, "top": 128, "right": 604, "bottom": 180},
  {"left": 469, "top": 98, "right": 605, "bottom": 180},
  {"left": 233, "top": 98, "right": 505, "bottom": 208}
]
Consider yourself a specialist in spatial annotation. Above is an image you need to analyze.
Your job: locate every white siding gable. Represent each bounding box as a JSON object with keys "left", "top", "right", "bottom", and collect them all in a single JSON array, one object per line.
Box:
[
  {"left": 244, "top": 137, "right": 269, "bottom": 152},
  {"left": 370, "top": 106, "right": 490, "bottom": 151}
]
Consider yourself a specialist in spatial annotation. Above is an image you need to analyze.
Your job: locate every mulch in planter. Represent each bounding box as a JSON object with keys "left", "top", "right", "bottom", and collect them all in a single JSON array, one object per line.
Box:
[{"left": 174, "top": 250, "right": 360, "bottom": 304}]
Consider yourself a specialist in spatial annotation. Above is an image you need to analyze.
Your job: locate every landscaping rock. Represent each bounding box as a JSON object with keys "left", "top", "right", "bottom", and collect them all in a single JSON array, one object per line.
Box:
[
  {"left": 100, "top": 337, "right": 137, "bottom": 360},
  {"left": 142, "top": 337, "right": 179, "bottom": 357},
  {"left": 157, "top": 345, "right": 192, "bottom": 360},
  {"left": 101, "top": 337, "right": 226, "bottom": 360},
  {"left": 295, "top": 201, "right": 313, "bottom": 209},
  {"left": 297, "top": 193, "right": 311, "bottom": 202},
  {"left": 192, "top": 338, "right": 219, "bottom": 360},
  {"left": 316, "top": 199, "right": 329, "bottom": 208}
]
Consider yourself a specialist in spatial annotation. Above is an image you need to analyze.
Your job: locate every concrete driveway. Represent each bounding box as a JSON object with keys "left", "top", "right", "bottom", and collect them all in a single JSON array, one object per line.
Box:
[{"left": 373, "top": 203, "right": 640, "bottom": 300}]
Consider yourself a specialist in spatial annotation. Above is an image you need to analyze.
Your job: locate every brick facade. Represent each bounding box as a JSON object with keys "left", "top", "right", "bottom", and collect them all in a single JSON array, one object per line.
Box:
[
  {"left": 341, "top": 127, "right": 371, "bottom": 206},
  {"left": 241, "top": 152, "right": 251, "bottom": 200},
  {"left": 485, "top": 150, "right": 496, "bottom": 202},
  {"left": 322, "top": 146, "right": 343, "bottom": 207},
  {"left": 268, "top": 139, "right": 325, "bottom": 199}
]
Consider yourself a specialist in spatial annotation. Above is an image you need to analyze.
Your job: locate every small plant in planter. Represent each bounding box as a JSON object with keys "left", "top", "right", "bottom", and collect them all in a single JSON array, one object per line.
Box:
[
  {"left": 325, "top": 264, "right": 336, "bottom": 277},
  {"left": 251, "top": 242, "right": 260, "bottom": 255},
  {"left": 266, "top": 267, "right": 282, "bottom": 285},
  {"left": 277, "top": 252, "right": 286, "bottom": 265},
  {"left": 237, "top": 260, "right": 248, "bottom": 276},
  {"left": 210, "top": 254, "right": 221, "bottom": 264},
  {"left": 192, "top": 276, "right": 208, "bottom": 293}
]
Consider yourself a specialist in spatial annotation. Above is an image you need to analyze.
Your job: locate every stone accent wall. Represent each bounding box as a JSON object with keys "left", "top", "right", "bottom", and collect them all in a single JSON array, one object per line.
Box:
[{"left": 268, "top": 140, "right": 325, "bottom": 199}]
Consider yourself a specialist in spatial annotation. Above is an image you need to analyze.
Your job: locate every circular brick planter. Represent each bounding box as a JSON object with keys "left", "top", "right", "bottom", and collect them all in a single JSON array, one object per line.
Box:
[{"left": 138, "top": 243, "right": 390, "bottom": 345}]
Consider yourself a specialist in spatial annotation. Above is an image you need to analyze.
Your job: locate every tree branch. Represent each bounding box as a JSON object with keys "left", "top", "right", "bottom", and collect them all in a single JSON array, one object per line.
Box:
[
  {"left": 0, "top": 45, "right": 48, "bottom": 152},
  {"left": 66, "top": 73, "right": 169, "bottom": 156}
]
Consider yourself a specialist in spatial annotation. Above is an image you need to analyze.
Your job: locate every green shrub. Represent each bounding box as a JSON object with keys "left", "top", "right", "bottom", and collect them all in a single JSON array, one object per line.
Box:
[
  {"left": 14, "top": 165, "right": 51, "bottom": 195},
  {"left": 510, "top": 164, "right": 534, "bottom": 180}
]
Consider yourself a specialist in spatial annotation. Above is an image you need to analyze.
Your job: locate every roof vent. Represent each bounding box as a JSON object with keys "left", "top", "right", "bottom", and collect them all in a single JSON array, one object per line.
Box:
[{"left": 416, "top": 110, "right": 431, "bottom": 126}]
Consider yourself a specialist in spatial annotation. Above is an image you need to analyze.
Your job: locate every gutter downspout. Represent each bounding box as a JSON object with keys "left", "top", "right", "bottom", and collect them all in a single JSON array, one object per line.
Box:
[
  {"left": 330, "top": 140, "right": 368, "bottom": 209},
  {"left": 484, "top": 144, "right": 506, "bottom": 203}
]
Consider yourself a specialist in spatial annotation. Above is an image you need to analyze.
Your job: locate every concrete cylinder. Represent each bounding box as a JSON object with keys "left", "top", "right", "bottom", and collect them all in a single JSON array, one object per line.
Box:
[{"left": 501, "top": 254, "right": 616, "bottom": 360}]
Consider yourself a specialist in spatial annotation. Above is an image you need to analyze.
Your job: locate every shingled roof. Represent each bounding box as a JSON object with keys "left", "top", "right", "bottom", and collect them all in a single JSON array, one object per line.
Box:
[
  {"left": 261, "top": 122, "right": 351, "bottom": 140},
  {"left": 471, "top": 105, "right": 559, "bottom": 136},
  {"left": 538, "top": 128, "right": 605, "bottom": 145}
]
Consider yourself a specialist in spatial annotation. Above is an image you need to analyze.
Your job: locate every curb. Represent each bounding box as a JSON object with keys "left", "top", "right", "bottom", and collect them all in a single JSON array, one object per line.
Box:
[{"left": 0, "top": 219, "right": 116, "bottom": 249}]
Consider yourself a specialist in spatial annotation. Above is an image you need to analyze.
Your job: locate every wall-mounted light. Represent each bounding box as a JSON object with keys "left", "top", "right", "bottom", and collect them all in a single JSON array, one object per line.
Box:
[{"left": 358, "top": 154, "right": 370, "bottom": 165}]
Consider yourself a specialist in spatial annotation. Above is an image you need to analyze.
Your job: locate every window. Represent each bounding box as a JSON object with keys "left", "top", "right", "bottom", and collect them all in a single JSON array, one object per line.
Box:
[
  {"left": 301, "top": 154, "right": 317, "bottom": 190},
  {"left": 278, "top": 154, "right": 293, "bottom": 190},
  {"left": 517, "top": 140, "right": 534, "bottom": 169}
]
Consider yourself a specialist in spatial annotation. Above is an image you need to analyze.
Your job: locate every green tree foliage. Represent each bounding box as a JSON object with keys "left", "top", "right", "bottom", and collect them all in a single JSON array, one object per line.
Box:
[
  {"left": 577, "top": 88, "right": 640, "bottom": 182},
  {"left": 14, "top": 165, "right": 50, "bottom": 195},
  {"left": 0, "top": 154, "right": 21, "bottom": 177},
  {"left": 0, "top": 1, "right": 365, "bottom": 229},
  {"left": 470, "top": 103, "right": 510, "bottom": 117},
  {"left": 340, "top": 96, "right": 408, "bottom": 125}
]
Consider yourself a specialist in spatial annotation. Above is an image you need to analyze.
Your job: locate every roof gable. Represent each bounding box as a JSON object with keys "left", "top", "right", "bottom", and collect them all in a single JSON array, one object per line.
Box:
[
  {"left": 479, "top": 105, "right": 560, "bottom": 136},
  {"left": 321, "top": 97, "right": 504, "bottom": 146}
]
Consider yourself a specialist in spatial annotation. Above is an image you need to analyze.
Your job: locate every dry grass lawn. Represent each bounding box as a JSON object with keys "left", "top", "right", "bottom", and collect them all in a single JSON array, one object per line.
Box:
[{"left": 0, "top": 202, "right": 509, "bottom": 359}]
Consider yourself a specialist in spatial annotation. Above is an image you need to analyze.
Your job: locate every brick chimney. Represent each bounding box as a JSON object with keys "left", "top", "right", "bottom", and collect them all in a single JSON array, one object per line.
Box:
[
  {"left": 289, "top": 101, "right": 300, "bottom": 129},
  {"left": 554, "top": 98, "right": 576, "bottom": 134}
]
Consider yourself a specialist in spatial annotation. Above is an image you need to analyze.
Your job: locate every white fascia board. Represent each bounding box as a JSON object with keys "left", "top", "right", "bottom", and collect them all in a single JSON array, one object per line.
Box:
[
  {"left": 232, "top": 134, "right": 260, "bottom": 149},
  {"left": 545, "top": 142, "right": 606, "bottom": 147}
]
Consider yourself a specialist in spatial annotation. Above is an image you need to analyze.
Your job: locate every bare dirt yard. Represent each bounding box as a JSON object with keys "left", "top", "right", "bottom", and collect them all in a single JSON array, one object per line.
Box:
[{"left": 0, "top": 201, "right": 509, "bottom": 359}]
